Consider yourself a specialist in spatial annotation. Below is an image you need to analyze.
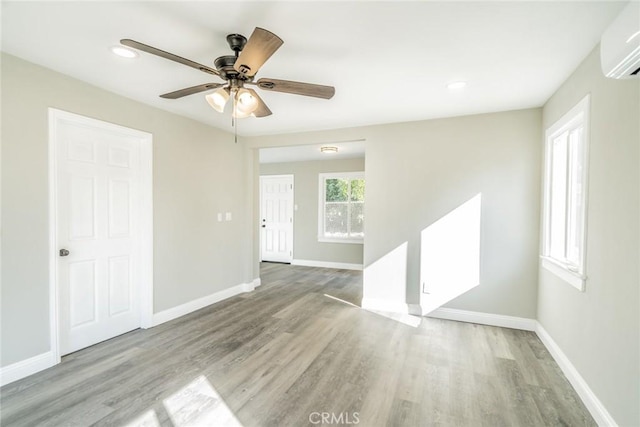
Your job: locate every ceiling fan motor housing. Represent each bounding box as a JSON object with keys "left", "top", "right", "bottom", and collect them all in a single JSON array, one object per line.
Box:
[
  {"left": 214, "top": 55, "right": 245, "bottom": 81},
  {"left": 215, "top": 34, "right": 252, "bottom": 81},
  {"left": 226, "top": 34, "right": 247, "bottom": 52}
]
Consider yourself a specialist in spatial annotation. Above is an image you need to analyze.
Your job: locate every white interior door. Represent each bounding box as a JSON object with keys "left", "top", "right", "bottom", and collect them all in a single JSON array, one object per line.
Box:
[
  {"left": 260, "top": 175, "right": 294, "bottom": 263},
  {"left": 55, "top": 115, "right": 145, "bottom": 355}
]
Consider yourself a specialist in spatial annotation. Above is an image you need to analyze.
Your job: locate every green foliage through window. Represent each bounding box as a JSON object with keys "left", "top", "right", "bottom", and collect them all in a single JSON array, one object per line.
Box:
[{"left": 321, "top": 174, "right": 365, "bottom": 240}]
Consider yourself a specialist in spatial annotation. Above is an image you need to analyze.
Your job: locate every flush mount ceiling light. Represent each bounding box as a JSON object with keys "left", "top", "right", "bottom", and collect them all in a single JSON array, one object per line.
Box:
[
  {"left": 110, "top": 45, "right": 138, "bottom": 58},
  {"left": 447, "top": 81, "right": 467, "bottom": 90},
  {"left": 320, "top": 146, "right": 338, "bottom": 154}
]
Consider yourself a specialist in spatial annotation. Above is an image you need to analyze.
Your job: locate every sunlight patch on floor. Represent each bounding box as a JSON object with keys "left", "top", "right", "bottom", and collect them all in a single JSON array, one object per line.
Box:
[
  {"left": 162, "top": 375, "right": 243, "bottom": 427},
  {"left": 323, "top": 293, "right": 359, "bottom": 308},
  {"left": 365, "top": 309, "right": 422, "bottom": 328},
  {"left": 123, "top": 409, "right": 161, "bottom": 427}
]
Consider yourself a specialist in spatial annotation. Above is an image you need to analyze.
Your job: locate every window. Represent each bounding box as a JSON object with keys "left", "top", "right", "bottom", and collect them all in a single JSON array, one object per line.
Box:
[
  {"left": 318, "top": 172, "right": 364, "bottom": 243},
  {"left": 542, "top": 95, "right": 590, "bottom": 291}
]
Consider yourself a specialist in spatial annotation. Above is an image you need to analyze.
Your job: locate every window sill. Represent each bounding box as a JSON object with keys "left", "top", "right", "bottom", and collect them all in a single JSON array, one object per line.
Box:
[
  {"left": 541, "top": 257, "right": 585, "bottom": 292},
  {"left": 318, "top": 237, "right": 364, "bottom": 245}
]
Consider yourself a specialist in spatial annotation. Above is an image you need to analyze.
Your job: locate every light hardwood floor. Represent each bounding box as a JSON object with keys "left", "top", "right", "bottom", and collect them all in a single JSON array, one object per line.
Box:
[{"left": 1, "top": 263, "right": 594, "bottom": 426}]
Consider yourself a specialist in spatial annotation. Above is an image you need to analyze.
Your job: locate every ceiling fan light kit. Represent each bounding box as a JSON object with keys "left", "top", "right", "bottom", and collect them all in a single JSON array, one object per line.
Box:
[
  {"left": 205, "top": 87, "right": 230, "bottom": 113},
  {"left": 120, "top": 27, "right": 335, "bottom": 124}
]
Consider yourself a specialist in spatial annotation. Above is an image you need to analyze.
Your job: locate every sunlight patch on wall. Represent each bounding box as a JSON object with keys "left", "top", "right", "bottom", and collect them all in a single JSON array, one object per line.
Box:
[
  {"left": 420, "top": 194, "right": 482, "bottom": 314},
  {"left": 362, "top": 242, "right": 408, "bottom": 306}
]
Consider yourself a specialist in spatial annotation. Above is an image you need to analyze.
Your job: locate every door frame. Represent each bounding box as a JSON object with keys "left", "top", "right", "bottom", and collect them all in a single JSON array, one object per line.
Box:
[
  {"left": 259, "top": 174, "right": 294, "bottom": 263},
  {"left": 48, "top": 108, "right": 154, "bottom": 363}
]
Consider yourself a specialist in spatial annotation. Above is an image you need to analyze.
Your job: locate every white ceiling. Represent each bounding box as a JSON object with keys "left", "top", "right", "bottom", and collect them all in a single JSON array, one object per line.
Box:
[
  {"left": 1, "top": 1, "right": 626, "bottom": 137},
  {"left": 260, "top": 139, "right": 366, "bottom": 163}
]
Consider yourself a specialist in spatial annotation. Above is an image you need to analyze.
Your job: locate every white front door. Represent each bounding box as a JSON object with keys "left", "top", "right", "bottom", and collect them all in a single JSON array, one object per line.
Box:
[
  {"left": 260, "top": 175, "right": 294, "bottom": 263},
  {"left": 54, "top": 113, "right": 147, "bottom": 355}
]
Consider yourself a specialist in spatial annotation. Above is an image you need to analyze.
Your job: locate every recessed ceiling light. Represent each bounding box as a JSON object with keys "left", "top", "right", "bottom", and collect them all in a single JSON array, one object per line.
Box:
[
  {"left": 110, "top": 46, "right": 138, "bottom": 59},
  {"left": 320, "top": 146, "right": 338, "bottom": 154},
  {"left": 447, "top": 81, "right": 467, "bottom": 90}
]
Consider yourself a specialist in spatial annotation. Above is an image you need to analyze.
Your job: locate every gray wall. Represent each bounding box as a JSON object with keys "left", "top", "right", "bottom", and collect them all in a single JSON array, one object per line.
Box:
[
  {"left": 538, "top": 47, "right": 639, "bottom": 426},
  {"left": 1, "top": 54, "right": 252, "bottom": 366},
  {"left": 247, "top": 107, "right": 542, "bottom": 319},
  {"left": 260, "top": 158, "right": 365, "bottom": 265}
]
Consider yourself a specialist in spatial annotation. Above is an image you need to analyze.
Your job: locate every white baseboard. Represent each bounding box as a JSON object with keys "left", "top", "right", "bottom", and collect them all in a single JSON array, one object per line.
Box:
[
  {"left": 535, "top": 323, "right": 617, "bottom": 427},
  {"left": 426, "top": 307, "right": 537, "bottom": 331},
  {"left": 0, "top": 350, "right": 57, "bottom": 387},
  {"left": 152, "top": 281, "right": 256, "bottom": 327},
  {"left": 291, "top": 259, "right": 363, "bottom": 271},
  {"left": 252, "top": 278, "right": 262, "bottom": 288},
  {"left": 361, "top": 297, "right": 409, "bottom": 314}
]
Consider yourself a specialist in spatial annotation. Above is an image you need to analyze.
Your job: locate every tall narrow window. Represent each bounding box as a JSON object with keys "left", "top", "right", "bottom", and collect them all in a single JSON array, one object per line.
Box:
[
  {"left": 542, "top": 95, "right": 590, "bottom": 291},
  {"left": 318, "top": 172, "right": 364, "bottom": 243}
]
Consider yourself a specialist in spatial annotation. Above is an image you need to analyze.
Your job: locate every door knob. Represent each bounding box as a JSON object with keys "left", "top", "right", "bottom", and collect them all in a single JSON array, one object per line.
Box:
[{"left": 59, "top": 248, "right": 70, "bottom": 257}]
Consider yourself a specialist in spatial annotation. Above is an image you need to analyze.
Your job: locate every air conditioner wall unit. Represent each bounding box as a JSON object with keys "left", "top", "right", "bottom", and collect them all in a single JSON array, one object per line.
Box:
[{"left": 600, "top": 1, "right": 640, "bottom": 79}]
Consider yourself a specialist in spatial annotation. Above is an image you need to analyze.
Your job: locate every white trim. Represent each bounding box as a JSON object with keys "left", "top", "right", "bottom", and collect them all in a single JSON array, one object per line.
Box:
[
  {"left": 408, "top": 303, "right": 425, "bottom": 316},
  {"left": 151, "top": 281, "right": 255, "bottom": 327},
  {"left": 317, "top": 237, "right": 364, "bottom": 245},
  {"left": 318, "top": 171, "right": 365, "bottom": 243},
  {"left": 139, "top": 138, "right": 154, "bottom": 328},
  {"left": 291, "top": 259, "right": 363, "bottom": 271},
  {"left": 48, "top": 109, "right": 62, "bottom": 365},
  {"left": 541, "top": 95, "right": 590, "bottom": 291},
  {"left": 535, "top": 323, "right": 618, "bottom": 427},
  {"left": 361, "top": 297, "right": 409, "bottom": 313},
  {"left": 541, "top": 257, "right": 585, "bottom": 291},
  {"left": 426, "top": 307, "right": 537, "bottom": 331},
  {"left": 252, "top": 278, "right": 262, "bottom": 288},
  {"left": 0, "top": 351, "right": 57, "bottom": 387},
  {"left": 259, "top": 174, "right": 294, "bottom": 263},
  {"left": 48, "top": 109, "right": 154, "bottom": 353}
]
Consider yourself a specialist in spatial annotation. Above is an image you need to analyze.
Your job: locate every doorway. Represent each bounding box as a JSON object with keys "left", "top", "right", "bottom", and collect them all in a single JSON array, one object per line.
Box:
[
  {"left": 260, "top": 175, "right": 294, "bottom": 263},
  {"left": 49, "top": 109, "right": 153, "bottom": 357}
]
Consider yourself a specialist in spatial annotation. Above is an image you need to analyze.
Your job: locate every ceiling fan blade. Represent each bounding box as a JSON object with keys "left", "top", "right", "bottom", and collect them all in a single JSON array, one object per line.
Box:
[
  {"left": 160, "top": 83, "right": 226, "bottom": 99},
  {"left": 233, "top": 28, "right": 283, "bottom": 77},
  {"left": 120, "top": 39, "right": 220, "bottom": 76},
  {"left": 246, "top": 88, "right": 272, "bottom": 117},
  {"left": 256, "top": 78, "right": 335, "bottom": 99}
]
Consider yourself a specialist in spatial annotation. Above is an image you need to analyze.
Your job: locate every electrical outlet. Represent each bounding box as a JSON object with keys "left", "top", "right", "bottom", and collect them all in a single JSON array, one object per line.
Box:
[{"left": 225, "top": 212, "right": 232, "bottom": 221}]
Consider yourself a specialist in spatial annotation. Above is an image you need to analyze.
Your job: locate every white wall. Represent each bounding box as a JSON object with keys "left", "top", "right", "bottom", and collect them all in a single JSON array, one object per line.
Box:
[
  {"left": 538, "top": 46, "right": 639, "bottom": 426},
  {"left": 248, "top": 107, "right": 542, "bottom": 319},
  {"left": 260, "top": 158, "right": 365, "bottom": 266},
  {"left": 1, "top": 54, "right": 252, "bottom": 366}
]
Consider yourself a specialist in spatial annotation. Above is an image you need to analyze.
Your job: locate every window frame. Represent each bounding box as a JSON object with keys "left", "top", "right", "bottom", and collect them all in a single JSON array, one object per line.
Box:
[
  {"left": 541, "top": 94, "right": 591, "bottom": 291},
  {"left": 318, "top": 171, "right": 365, "bottom": 244}
]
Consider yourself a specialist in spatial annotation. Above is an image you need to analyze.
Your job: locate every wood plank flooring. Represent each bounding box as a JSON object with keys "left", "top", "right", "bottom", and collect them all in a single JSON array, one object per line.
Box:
[{"left": 1, "top": 263, "right": 595, "bottom": 426}]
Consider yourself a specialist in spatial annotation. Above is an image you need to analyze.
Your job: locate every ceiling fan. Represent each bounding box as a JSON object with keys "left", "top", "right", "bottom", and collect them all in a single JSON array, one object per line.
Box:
[{"left": 121, "top": 28, "right": 335, "bottom": 119}]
